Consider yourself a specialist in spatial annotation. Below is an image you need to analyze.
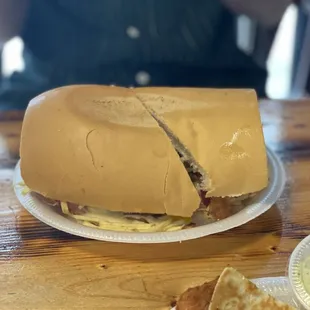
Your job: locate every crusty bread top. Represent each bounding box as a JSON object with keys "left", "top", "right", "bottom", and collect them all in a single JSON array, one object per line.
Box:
[
  {"left": 20, "top": 85, "right": 268, "bottom": 217},
  {"left": 20, "top": 85, "right": 200, "bottom": 217},
  {"left": 135, "top": 87, "right": 268, "bottom": 197}
]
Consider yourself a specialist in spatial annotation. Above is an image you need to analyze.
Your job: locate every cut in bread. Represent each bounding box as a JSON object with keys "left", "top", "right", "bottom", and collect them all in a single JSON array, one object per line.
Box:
[
  {"left": 20, "top": 85, "right": 200, "bottom": 217},
  {"left": 136, "top": 96, "right": 208, "bottom": 192},
  {"left": 135, "top": 87, "right": 268, "bottom": 197}
]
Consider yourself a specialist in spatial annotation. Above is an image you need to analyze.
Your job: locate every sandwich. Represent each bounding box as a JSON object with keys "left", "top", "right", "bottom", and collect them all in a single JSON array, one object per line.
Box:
[
  {"left": 175, "top": 267, "right": 296, "bottom": 310},
  {"left": 19, "top": 85, "right": 268, "bottom": 232}
]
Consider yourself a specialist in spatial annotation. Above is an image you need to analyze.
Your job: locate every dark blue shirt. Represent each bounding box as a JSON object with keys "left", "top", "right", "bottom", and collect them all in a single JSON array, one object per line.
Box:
[{"left": 0, "top": 0, "right": 267, "bottom": 110}]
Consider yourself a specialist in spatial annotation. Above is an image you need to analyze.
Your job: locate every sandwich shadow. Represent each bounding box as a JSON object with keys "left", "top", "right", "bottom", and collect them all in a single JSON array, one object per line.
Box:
[
  {"left": 10, "top": 203, "right": 283, "bottom": 261},
  {"left": 13, "top": 181, "right": 293, "bottom": 261},
  {"left": 78, "top": 203, "right": 284, "bottom": 262},
  {"left": 80, "top": 176, "right": 293, "bottom": 262}
]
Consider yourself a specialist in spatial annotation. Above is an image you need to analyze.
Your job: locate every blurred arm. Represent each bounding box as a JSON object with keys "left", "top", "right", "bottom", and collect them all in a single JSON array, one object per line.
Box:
[
  {"left": 221, "top": 0, "right": 292, "bottom": 27},
  {"left": 0, "top": 0, "right": 29, "bottom": 48}
]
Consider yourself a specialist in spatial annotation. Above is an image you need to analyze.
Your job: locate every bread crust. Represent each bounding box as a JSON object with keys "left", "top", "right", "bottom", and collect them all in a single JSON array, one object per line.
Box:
[
  {"left": 20, "top": 85, "right": 268, "bottom": 218},
  {"left": 20, "top": 85, "right": 200, "bottom": 217},
  {"left": 135, "top": 87, "right": 268, "bottom": 197}
]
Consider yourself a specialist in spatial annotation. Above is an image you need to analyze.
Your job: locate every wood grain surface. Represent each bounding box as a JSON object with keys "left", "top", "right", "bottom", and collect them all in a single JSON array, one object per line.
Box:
[{"left": 0, "top": 101, "right": 310, "bottom": 309}]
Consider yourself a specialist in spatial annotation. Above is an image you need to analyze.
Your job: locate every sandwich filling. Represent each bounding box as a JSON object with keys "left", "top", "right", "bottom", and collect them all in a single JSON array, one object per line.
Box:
[
  {"left": 27, "top": 190, "right": 254, "bottom": 232},
  {"left": 19, "top": 182, "right": 256, "bottom": 232},
  {"left": 177, "top": 151, "right": 210, "bottom": 207},
  {"left": 29, "top": 191, "right": 192, "bottom": 232}
]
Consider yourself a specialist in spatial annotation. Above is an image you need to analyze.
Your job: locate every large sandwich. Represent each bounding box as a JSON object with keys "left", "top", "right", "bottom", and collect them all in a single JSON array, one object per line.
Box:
[
  {"left": 175, "top": 267, "right": 295, "bottom": 309},
  {"left": 20, "top": 85, "right": 268, "bottom": 232}
]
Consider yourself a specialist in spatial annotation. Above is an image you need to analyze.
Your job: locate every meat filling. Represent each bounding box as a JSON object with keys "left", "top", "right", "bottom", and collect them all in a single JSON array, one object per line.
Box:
[
  {"left": 32, "top": 192, "right": 87, "bottom": 215},
  {"left": 177, "top": 152, "right": 210, "bottom": 208},
  {"left": 199, "top": 190, "right": 211, "bottom": 208},
  {"left": 183, "top": 161, "right": 204, "bottom": 186},
  {"left": 32, "top": 192, "right": 169, "bottom": 224}
]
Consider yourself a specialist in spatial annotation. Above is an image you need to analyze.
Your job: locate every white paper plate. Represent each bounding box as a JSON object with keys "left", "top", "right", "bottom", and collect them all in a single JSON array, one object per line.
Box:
[
  {"left": 289, "top": 235, "right": 310, "bottom": 309},
  {"left": 13, "top": 148, "right": 285, "bottom": 243},
  {"left": 171, "top": 277, "right": 299, "bottom": 309},
  {"left": 252, "top": 277, "right": 299, "bottom": 308}
]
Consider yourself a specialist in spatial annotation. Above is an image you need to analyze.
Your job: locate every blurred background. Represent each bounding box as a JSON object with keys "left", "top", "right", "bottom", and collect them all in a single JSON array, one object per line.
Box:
[{"left": 0, "top": 0, "right": 309, "bottom": 109}]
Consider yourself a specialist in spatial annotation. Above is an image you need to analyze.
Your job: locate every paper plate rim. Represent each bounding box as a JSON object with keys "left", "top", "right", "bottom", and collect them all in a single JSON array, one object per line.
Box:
[
  {"left": 13, "top": 148, "right": 286, "bottom": 243},
  {"left": 289, "top": 235, "right": 310, "bottom": 309}
]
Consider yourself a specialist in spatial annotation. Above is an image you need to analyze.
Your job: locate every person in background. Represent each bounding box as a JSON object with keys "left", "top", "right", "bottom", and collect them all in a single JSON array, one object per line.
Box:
[{"left": 0, "top": 0, "right": 293, "bottom": 110}]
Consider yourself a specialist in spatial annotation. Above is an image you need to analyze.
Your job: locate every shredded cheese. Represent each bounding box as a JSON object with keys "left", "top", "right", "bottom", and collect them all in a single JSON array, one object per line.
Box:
[
  {"left": 60, "top": 202, "right": 190, "bottom": 232},
  {"left": 16, "top": 182, "right": 31, "bottom": 196}
]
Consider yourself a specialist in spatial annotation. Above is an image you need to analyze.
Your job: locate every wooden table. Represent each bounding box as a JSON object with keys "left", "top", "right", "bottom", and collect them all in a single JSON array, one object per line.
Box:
[{"left": 0, "top": 100, "right": 310, "bottom": 310}]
